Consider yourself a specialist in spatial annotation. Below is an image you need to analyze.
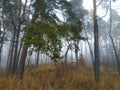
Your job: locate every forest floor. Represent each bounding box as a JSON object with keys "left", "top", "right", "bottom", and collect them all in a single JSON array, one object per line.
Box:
[{"left": 0, "top": 63, "right": 120, "bottom": 90}]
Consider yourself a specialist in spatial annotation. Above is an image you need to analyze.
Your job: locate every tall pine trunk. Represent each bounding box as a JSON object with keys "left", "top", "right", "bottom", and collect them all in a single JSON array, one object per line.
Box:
[{"left": 93, "top": 0, "right": 100, "bottom": 83}]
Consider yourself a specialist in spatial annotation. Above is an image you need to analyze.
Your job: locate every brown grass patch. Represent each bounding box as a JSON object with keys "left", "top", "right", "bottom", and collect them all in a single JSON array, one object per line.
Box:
[{"left": 0, "top": 63, "right": 120, "bottom": 90}]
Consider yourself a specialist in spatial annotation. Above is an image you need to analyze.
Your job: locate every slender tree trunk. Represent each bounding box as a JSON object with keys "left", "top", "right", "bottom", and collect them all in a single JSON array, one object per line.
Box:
[
  {"left": 6, "top": 38, "right": 13, "bottom": 71},
  {"left": 84, "top": 28, "right": 94, "bottom": 65},
  {"left": 12, "top": 27, "right": 21, "bottom": 73},
  {"left": 17, "top": 44, "right": 28, "bottom": 80},
  {"left": 109, "top": 0, "right": 120, "bottom": 74},
  {"left": 65, "top": 46, "right": 69, "bottom": 65},
  {"left": 36, "top": 50, "right": 40, "bottom": 67},
  {"left": 0, "top": 0, "right": 6, "bottom": 66},
  {"left": 7, "top": 31, "right": 16, "bottom": 73},
  {"left": 71, "top": 48, "right": 73, "bottom": 62},
  {"left": 75, "top": 42, "right": 79, "bottom": 67},
  {"left": 27, "top": 48, "right": 33, "bottom": 66},
  {"left": 104, "top": 38, "right": 109, "bottom": 60},
  {"left": 99, "top": 40, "right": 103, "bottom": 61},
  {"left": 0, "top": 33, "right": 5, "bottom": 66},
  {"left": 17, "top": 41, "right": 23, "bottom": 65},
  {"left": 93, "top": 0, "right": 100, "bottom": 83},
  {"left": 12, "top": 0, "right": 23, "bottom": 74},
  {"left": 27, "top": 54, "right": 32, "bottom": 66}
]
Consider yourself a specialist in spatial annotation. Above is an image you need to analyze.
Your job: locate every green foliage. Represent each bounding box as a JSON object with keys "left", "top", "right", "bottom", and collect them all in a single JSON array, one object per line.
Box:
[
  {"left": 23, "top": 22, "right": 62, "bottom": 58},
  {"left": 32, "top": 0, "right": 47, "bottom": 14},
  {"left": 23, "top": 0, "right": 85, "bottom": 59},
  {"left": 3, "top": 0, "right": 17, "bottom": 16},
  {"left": 57, "top": 22, "right": 85, "bottom": 41}
]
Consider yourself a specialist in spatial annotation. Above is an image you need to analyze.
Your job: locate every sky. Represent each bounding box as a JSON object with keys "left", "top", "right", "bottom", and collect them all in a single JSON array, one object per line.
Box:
[
  {"left": 83, "top": 0, "right": 120, "bottom": 20},
  {"left": 83, "top": 0, "right": 93, "bottom": 10},
  {"left": 83, "top": 0, "right": 120, "bottom": 11}
]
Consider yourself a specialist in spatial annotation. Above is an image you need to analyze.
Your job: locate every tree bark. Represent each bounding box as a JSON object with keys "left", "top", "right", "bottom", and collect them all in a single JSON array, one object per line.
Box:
[
  {"left": 36, "top": 50, "right": 40, "bottom": 67},
  {"left": 17, "top": 44, "right": 28, "bottom": 80},
  {"left": 93, "top": 0, "right": 100, "bottom": 83}
]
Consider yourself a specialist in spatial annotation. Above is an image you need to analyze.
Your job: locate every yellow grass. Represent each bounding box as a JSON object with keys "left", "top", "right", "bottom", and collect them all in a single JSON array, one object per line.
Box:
[{"left": 0, "top": 63, "right": 120, "bottom": 90}]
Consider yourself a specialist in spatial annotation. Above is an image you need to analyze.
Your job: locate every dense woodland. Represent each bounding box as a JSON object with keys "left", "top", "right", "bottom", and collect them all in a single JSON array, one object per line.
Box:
[{"left": 0, "top": 0, "right": 120, "bottom": 89}]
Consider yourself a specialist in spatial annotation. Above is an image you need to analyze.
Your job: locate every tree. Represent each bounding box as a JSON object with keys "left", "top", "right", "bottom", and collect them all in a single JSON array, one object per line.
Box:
[
  {"left": 57, "top": 22, "right": 85, "bottom": 66},
  {"left": 109, "top": 0, "right": 120, "bottom": 74},
  {"left": 93, "top": 0, "right": 100, "bottom": 83},
  {"left": 17, "top": 0, "right": 76, "bottom": 80},
  {"left": 3, "top": 0, "right": 28, "bottom": 73},
  {"left": 60, "top": 0, "right": 86, "bottom": 67}
]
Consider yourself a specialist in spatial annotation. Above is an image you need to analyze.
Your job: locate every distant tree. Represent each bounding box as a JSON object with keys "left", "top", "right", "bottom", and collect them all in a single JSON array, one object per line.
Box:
[
  {"left": 61, "top": 0, "right": 86, "bottom": 67},
  {"left": 109, "top": 0, "right": 120, "bottom": 74},
  {"left": 57, "top": 22, "right": 85, "bottom": 66}
]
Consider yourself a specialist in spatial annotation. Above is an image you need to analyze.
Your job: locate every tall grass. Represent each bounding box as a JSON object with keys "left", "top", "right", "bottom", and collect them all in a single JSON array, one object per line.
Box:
[{"left": 0, "top": 63, "right": 120, "bottom": 90}]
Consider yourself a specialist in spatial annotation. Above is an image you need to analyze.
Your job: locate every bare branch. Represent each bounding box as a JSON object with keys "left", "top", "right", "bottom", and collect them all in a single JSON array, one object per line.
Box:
[
  {"left": 97, "top": 0, "right": 104, "bottom": 7},
  {"left": 97, "top": 7, "right": 109, "bottom": 20}
]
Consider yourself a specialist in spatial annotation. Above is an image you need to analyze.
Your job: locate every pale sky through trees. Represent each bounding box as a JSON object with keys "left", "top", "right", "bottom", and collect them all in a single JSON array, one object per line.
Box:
[
  {"left": 83, "top": 0, "right": 120, "bottom": 21},
  {"left": 83, "top": 0, "right": 93, "bottom": 10}
]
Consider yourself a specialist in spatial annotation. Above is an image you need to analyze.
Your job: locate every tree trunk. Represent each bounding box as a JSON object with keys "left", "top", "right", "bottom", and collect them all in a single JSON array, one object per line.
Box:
[
  {"left": 17, "top": 44, "right": 28, "bottom": 80},
  {"left": 0, "top": 1, "right": 6, "bottom": 66},
  {"left": 7, "top": 31, "right": 16, "bottom": 73},
  {"left": 109, "top": 0, "right": 120, "bottom": 74},
  {"left": 6, "top": 38, "right": 13, "bottom": 71},
  {"left": 27, "top": 48, "right": 33, "bottom": 66},
  {"left": 75, "top": 42, "right": 79, "bottom": 67},
  {"left": 84, "top": 28, "right": 94, "bottom": 65},
  {"left": 17, "top": 9, "right": 39, "bottom": 80},
  {"left": 0, "top": 33, "right": 5, "bottom": 66},
  {"left": 16, "top": 41, "right": 23, "bottom": 65},
  {"left": 12, "top": 26, "right": 21, "bottom": 74},
  {"left": 65, "top": 46, "right": 69, "bottom": 65},
  {"left": 36, "top": 50, "right": 40, "bottom": 67},
  {"left": 93, "top": 0, "right": 100, "bottom": 83}
]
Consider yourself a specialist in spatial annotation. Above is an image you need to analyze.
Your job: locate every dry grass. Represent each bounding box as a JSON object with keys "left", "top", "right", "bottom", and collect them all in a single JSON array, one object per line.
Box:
[{"left": 0, "top": 63, "right": 120, "bottom": 90}]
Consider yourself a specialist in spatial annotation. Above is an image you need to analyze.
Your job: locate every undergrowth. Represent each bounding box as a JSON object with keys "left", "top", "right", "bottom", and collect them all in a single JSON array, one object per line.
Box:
[{"left": 0, "top": 63, "right": 120, "bottom": 90}]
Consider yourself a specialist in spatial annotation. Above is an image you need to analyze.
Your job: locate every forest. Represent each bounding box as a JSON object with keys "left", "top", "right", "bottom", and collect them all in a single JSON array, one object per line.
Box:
[{"left": 0, "top": 0, "right": 120, "bottom": 90}]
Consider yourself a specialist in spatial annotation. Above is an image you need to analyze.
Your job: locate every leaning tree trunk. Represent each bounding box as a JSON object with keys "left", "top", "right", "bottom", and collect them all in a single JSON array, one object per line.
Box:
[
  {"left": 109, "top": 0, "right": 120, "bottom": 74},
  {"left": 84, "top": 28, "right": 94, "bottom": 65},
  {"left": 93, "top": 0, "right": 100, "bottom": 83}
]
